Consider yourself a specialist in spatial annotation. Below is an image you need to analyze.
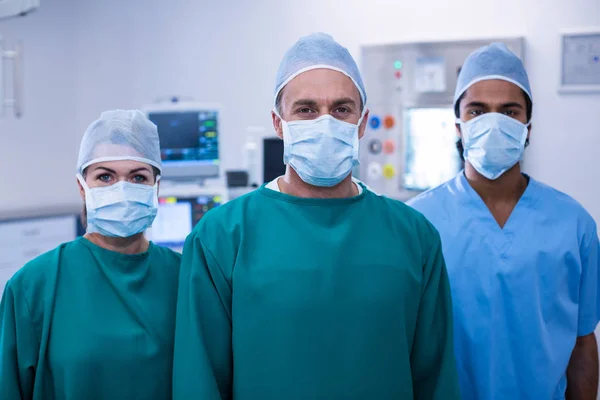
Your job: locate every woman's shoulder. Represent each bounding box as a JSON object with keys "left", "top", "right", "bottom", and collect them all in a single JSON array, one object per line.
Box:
[
  {"left": 11, "top": 241, "right": 73, "bottom": 282},
  {"left": 4, "top": 240, "right": 76, "bottom": 317},
  {"left": 149, "top": 243, "right": 182, "bottom": 265}
]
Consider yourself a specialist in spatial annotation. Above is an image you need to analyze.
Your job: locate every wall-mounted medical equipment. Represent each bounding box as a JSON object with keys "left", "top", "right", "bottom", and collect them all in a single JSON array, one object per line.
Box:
[
  {"left": 0, "top": 0, "right": 38, "bottom": 20},
  {"left": 145, "top": 184, "right": 229, "bottom": 253},
  {"left": 559, "top": 29, "right": 600, "bottom": 94},
  {"left": 226, "top": 170, "right": 249, "bottom": 188},
  {"left": 263, "top": 137, "right": 285, "bottom": 184},
  {"left": 143, "top": 101, "right": 221, "bottom": 181},
  {"left": 225, "top": 170, "right": 255, "bottom": 201},
  {"left": 360, "top": 37, "right": 525, "bottom": 200},
  {"left": 0, "top": 37, "right": 23, "bottom": 118},
  {"left": 0, "top": 213, "right": 81, "bottom": 297}
]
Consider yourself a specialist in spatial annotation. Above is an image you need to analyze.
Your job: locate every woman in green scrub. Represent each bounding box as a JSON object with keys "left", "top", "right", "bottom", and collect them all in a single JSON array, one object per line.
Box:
[{"left": 0, "top": 110, "right": 181, "bottom": 400}]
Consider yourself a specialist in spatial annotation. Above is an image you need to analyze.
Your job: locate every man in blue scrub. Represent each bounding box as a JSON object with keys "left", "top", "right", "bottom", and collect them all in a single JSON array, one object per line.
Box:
[
  {"left": 173, "top": 33, "right": 461, "bottom": 399},
  {"left": 409, "top": 42, "right": 600, "bottom": 399}
]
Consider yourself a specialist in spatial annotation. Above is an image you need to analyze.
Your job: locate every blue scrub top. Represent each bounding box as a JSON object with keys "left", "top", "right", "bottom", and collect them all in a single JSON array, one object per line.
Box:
[{"left": 408, "top": 172, "right": 600, "bottom": 399}]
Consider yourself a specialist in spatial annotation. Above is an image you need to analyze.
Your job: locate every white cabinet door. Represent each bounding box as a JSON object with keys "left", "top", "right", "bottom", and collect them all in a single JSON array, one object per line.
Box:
[
  {"left": 0, "top": 215, "right": 76, "bottom": 247},
  {"left": 0, "top": 215, "right": 77, "bottom": 297}
]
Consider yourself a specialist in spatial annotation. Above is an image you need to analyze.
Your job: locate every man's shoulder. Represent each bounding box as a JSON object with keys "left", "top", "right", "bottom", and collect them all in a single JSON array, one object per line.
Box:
[
  {"left": 368, "top": 188, "right": 431, "bottom": 221},
  {"left": 190, "top": 189, "right": 263, "bottom": 238},
  {"left": 532, "top": 178, "right": 597, "bottom": 238},
  {"left": 363, "top": 189, "right": 442, "bottom": 250},
  {"left": 533, "top": 178, "right": 591, "bottom": 216},
  {"left": 407, "top": 179, "right": 455, "bottom": 209},
  {"left": 405, "top": 178, "right": 458, "bottom": 227}
]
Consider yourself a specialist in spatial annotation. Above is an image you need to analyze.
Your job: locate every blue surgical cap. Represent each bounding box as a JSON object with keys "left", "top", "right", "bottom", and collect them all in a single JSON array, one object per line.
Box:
[
  {"left": 274, "top": 33, "right": 367, "bottom": 108},
  {"left": 454, "top": 42, "right": 532, "bottom": 108},
  {"left": 77, "top": 110, "right": 162, "bottom": 174}
]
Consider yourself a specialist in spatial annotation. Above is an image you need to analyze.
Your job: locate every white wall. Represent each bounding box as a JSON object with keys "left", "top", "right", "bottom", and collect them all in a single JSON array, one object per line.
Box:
[
  {"left": 0, "top": 0, "right": 80, "bottom": 217},
  {"left": 1, "top": 0, "right": 599, "bottom": 224}
]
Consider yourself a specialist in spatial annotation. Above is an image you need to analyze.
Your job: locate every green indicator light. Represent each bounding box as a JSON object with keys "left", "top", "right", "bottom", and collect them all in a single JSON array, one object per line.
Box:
[{"left": 394, "top": 60, "right": 403, "bottom": 69}]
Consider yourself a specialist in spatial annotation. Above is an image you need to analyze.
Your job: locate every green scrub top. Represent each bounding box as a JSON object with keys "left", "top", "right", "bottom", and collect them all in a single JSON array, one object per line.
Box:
[
  {"left": 0, "top": 236, "right": 181, "bottom": 400},
  {"left": 173, "top": 184, "right": 461, "bottom": 399}
]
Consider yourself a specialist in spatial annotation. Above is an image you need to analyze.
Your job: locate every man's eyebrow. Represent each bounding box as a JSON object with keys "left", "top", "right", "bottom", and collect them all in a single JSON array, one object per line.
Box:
[
  {"left": 500, "top": 102, "right": 524, "bottom": 109},
  {"left": 464, "top": 101, "right": 487, "bottom": 108},
  {"left": 331, "top": 98, "right": 357, "bottom": 108},
  {"left": 291, "top": 99, "right": 319, "bottom": 108}
]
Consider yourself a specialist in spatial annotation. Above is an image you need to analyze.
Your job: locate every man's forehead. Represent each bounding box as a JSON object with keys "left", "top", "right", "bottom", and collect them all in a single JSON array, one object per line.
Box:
[
  {"left": 282, "top": 69, "right": 361, "bottom": 104},
  {"left": 463, "top": 79, "right": 526, "bottom": 104}
]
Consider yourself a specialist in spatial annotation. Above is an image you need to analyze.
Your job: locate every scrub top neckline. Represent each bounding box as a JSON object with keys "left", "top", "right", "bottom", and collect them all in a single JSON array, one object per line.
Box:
[
  {"left": 456, "top": 170, "right": 540, "bottom": 234},
  {"left": 258, "top": 182, "right": 368, "bottom": 206},
  {"left": 78, "top": 236, "right": 154, "bottom": 259}
]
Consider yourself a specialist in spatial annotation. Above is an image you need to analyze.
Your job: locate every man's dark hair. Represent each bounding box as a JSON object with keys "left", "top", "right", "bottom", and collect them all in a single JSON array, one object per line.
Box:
[{"left": 454, "top": 89, "right": 533, "bottom": 159}]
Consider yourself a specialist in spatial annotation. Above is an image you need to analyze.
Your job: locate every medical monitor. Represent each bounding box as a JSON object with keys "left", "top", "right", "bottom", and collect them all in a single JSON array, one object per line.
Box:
[
  {"left": 147, "top": 193, "right": 224, "bottom": 252},
  {"left": 144, "top": 102, "right": 220, "bottom": 180},
  {"left": 403, "top": 107, "right": 462, "bottom": 191}
]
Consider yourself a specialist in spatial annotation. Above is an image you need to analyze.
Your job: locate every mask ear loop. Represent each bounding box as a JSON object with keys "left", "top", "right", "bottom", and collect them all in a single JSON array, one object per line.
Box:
[
  {"left": 76, "top": 173, "right": 95, "bottom": 209},
  {"left": 152, "top": 175, "right": 161, "bottom": 207},
  {"left": 523, "top": 120, "right": 531, "bottom": 147},
  {"left": 273, "top": 108, "right": 293, "bottom": 165},
  {"left": 352, "top": 108, "right": 368, "bottom": 163},
  {"left": 357, "top": 109, "right": 367, "bottom": 127},
  {"left": 455, "top": 117, "right": 473, "bottom": 155}
]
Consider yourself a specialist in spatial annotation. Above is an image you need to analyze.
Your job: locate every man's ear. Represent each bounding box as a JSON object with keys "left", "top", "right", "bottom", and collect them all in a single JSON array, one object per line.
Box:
[{"left": 272, "top": 110, "right": 283, "bottom": 139}]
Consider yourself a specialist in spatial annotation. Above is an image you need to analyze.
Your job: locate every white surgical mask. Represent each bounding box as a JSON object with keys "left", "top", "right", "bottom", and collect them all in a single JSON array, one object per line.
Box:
[
  {"left": 459, "top": 113, "right": 529, "bottom": 180},
  {"left": 77, "top": 174, "right": 159, "bottom": 238},
  {"left": 279, "top": 112, "right": 364, "bottom": 187}
]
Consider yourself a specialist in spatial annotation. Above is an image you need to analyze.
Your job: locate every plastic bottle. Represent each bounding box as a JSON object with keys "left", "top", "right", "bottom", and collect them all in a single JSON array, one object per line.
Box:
[{"left": 244, "top": 126, "right": 264, "bottom": 187}]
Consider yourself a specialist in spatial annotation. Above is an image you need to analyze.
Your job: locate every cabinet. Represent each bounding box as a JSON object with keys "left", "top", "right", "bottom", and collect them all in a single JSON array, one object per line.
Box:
[{"left": 0, "top": 214, "right": 77, "bottom": 296}]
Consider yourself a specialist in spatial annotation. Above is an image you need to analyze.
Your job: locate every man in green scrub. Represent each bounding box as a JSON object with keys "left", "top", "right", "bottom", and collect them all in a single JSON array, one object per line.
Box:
[{"left": 173, "top": 33, "right": 461, "bottom": 400}]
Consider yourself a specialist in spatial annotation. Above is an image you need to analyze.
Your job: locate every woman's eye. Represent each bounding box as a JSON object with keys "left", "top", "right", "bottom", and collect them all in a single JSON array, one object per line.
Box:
[
  {"left": 98, "top": 174, "right": 111, "bottom": 182},
  {"left": 133, "top": 175, "right": 147, "bottom": 183}
]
